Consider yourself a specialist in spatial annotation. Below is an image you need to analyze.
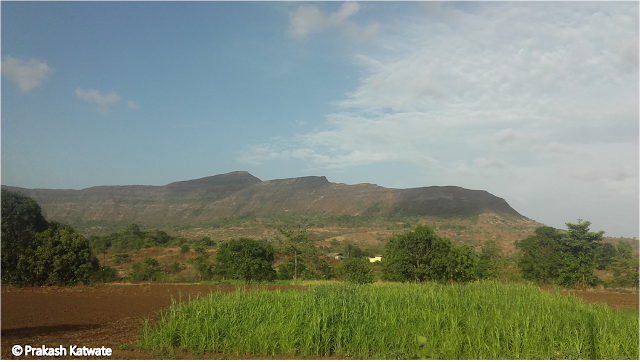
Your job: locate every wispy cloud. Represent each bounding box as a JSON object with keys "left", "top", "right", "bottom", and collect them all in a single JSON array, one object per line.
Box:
[
  {"left": 288, "top": 2, "right": 379, "bottom": 41},
  {"left": 244, "top": 1, "right": 638, "bottom": 204},
  {"left": 127, "top": 100, "right": 140, "bottom": 109},
  {"left": 1, "top": 56, "right": 53, "bottom": 92},
  {"left": 76, "top": 87, "right": 121, "bottom": 114}
]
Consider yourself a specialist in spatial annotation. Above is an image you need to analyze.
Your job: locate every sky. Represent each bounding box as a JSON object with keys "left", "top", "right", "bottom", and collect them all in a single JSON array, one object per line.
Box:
[{"left": 1, "top": 1, "right": 638, "bottom": 238}]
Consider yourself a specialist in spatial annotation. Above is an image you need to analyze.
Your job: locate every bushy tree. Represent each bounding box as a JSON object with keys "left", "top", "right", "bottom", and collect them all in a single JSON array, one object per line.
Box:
[
  {"left": 34, "top": 222, "right": 100, "bottom": 285},
  {"left": 382, "top": 225, "right": 478, "bottom": 283},
  {"left": 129, "top": 257, "right": 165, "bottom": 281},
  {"left": 215, "top": 238, "right": 276, "bottom": 283},
  {"left": 1, "top": 189, "right": 49, "bottom": 285},
  {"left": 607, "top": 254, "right": 639, "bottom": 289},
  {"left": 112, "top": 253, "right": 131, "bottom": 265},
  {"left": 275, "top": 228, "right": 317, "bottom": 285},
  {"left": 597, "top": 243, "right": 618, "bottom": 270},
  {"left": 277, "top": 256, "right": 334, "bottom": 281},
  {"left": 335, "top": 257, "right": 374, "bottom": 284},
  {"left": 616, "top": 240, "right": 633, "bottom": 259},
  {"left": 342, "top": 242, "right": 370, "bottom": 258},
  {"left": 515, "top": 226, "right": 563, "bottom": 286},
  {"left": 516, "top": 221, "right": 605, "bottom": 289},
  {"left": 606, "top": 240, "right": 639, "bottom": 289},
  {"left": 476, "top": 240, "right": 505, "bottom": 279},
  {"left": 188, "top": 252, "right": 215, "bottom": 281},
  {"left": 556, "top": 220, "right": 603, "bottom": 289}
]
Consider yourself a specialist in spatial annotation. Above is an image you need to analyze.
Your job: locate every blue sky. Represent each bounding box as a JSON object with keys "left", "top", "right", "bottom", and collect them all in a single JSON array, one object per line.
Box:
[{"left": 2, "top": 1, "right": 638, "bottom": 238}]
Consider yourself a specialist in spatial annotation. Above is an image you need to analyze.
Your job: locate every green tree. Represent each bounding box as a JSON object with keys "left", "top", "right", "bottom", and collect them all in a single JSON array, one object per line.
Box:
[
  {"left": 180, "top": 243, "right": 190, "bottom": 254},
  {"left": 27, "top": 222, "right": 101, "bottom": 286},
  {"left": 556, "top": 220, "right": 603, "bottom": 289},
  {"left": 342, "top": 242, "right": 370, "bottom": 258},
  {"left": 277, "top": 257, "right": 307, "bottom": 280},
  {"left": 476, "top": 240, "right": 504, "bottom": 279},
  {"left": 170, "top": 261, "right": 186, "bottom": 273},
  {"left": 607, "top": 254, "right": 639, "bottom": 289},
  {"left": 275, "top": 228, "right": 316, "bottom": 285},
  {"left": 596, "top": 243, "right": 618, "bottom": 270},
  {"left": 335, "top": 257, "right": 374, "bottom": 284},
  {"left": 1, "top": 189, "right": 49, "bottom": 285},
  {"left": 616, "top": 240, "right": 633, "bottom": 259},
  {"left": 382, "top": 225, "right": 477, "bottom": 283},
  {"left": 215, "top": 238, "right": 276, "bottom": 284},
  {"left": 188, "top": 252, "right": 214, "bottom": 281},
  {"left": 278, "top": 255, "right": 334, "bottom": 281},
  {"left": 129, "top": 257, "right": 165, "bottom": 281},
  {"left": 515, "top": 226, "right": 563, "bottom": 286},
  {"left": 112, "top": 253, "right": 131, "bottom": 266}
]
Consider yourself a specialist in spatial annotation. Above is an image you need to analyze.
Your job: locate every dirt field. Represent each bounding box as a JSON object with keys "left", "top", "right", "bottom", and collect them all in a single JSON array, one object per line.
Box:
[{"left": 1, "top": 283, "right": 638, "bottom": 360}]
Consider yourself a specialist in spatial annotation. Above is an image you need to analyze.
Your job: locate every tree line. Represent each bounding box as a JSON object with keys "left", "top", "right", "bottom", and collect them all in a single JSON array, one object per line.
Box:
[{"left": 2, "top": 189, "right": 637, "bottom": 289}]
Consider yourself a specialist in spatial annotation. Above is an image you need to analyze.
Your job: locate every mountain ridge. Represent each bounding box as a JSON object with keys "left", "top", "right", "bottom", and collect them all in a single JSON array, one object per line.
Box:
[{"left": 2, "top": 171, "right": 526, "bottom": 231}]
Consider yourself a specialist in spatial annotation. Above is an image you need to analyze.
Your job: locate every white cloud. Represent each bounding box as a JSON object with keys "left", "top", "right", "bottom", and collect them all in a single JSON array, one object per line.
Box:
[
  {"left": 76, "top": 87, "right": 121, "bottom": 113},
  {"left": 128, "top": 100, "right": 139, "bottom": 109},
  {"left": 288, "top": 2, "right": 379, "bottom": 41},
  {"left": 244, "top": 1, "right": 638, "bottom": 235},
  {"left": 1, "top": 56, "right": 53, "bottom": 92},
  {"left": 288, "top": 5, "right": 325, "bottom": 40}
]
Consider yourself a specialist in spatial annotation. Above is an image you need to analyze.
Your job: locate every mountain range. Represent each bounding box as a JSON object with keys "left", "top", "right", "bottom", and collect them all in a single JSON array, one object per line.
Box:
[{"left": 2, "top": 171, "right": 526, "bottom": 229}]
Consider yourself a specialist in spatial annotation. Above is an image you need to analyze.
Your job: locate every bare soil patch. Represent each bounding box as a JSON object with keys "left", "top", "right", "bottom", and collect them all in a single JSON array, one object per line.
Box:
[{"left": 541, "top": 287, "right": 639, "bottom": 310}]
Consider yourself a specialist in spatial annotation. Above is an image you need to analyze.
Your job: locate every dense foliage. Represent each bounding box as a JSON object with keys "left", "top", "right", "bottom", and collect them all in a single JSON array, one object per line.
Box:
[
  {"left": 514, "top": 220, "right": 636, "bottom": 289},
  {"left": 1, "top": 190, "right": 103, "bottom": 286},
  {"left": 381, "top": 225, "right": 478, "bottom": 283},
  {"left": 128, "top": 257, "right": 166, "bottom": 282},
  {"left": 334, "top": 257, "right": 374, "bottom": 284},
  {"left": 215, "top": 238, "right": 277, "bottom": 283},
  {"left": 1, "top": 189, "right": 50, "bottom": 284}
]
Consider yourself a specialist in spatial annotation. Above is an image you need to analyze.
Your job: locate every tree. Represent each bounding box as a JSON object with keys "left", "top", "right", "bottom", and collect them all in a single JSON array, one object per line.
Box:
[
  {"left": 616, "top": 240, "right": 633, "bottom": 259},
  {"left": 556, "top": 220, "right": 603, "bottom": 289},
  {"left": 215, "top": 238, "right": 276, "bottom": 284},
  {"left": 607, "top": 253, "right": 639, "bottom": 289},
  {"left": 188, "top": 252, "right": 215, "bottom": 281},
  {"left": 23, "top": 221, "right": 101, "bottom": 286},
  {"left": 597, "top": 243, "right": 618, "bottom": 270},
  {"left": 1, "top": 189, "right": 49, "bottom": 285},
  {"left": 476, "top": 240, "right": 504, "bottom": 279},
  {"left": 342, "top": 242, "right": 370, "bottom": 258},
  {"left": 275, "top": 228, "right": 316, "bottom": 285},
  {"left": 382, "top": 225, "right": 478, "bottom": 283},
  {"left": 129, "top": 257, "right": 165, "bottom": 281},
  {"left": 335, "top": 257, "right": 374, "bottom": 284},
  {"left": 515, "top": 226, "right": 563, "bottom": 286},
  {"left": 277, "top": 256, "right": 334, "bottom": 281}
]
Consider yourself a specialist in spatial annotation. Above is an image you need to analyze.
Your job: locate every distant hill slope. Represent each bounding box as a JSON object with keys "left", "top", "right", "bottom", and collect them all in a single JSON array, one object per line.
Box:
[{"left": 2, "top": 171, "right": 525, "bottom": 229}]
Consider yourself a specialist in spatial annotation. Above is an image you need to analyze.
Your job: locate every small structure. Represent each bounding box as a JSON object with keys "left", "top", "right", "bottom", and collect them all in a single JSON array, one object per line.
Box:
[
  {"left": 369, "top": 255, "right": 382, "bottom": 263},
  {"left": 326, "top": 253, "right": 344, "bottom": 260}
]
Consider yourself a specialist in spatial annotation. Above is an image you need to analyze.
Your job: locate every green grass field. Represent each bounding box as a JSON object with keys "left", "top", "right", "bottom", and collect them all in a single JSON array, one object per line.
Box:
[{"left": 138, "top": 281, "right": 639, "bottom": 359}]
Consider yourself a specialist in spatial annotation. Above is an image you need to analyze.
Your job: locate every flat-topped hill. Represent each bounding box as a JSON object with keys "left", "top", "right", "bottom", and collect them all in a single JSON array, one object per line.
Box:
[{"left": 2, "top": 171, "right": 528, "bottom": 239}]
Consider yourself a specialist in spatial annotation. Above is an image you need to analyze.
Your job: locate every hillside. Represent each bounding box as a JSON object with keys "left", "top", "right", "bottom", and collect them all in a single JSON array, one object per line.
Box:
[
  {"left": 2, "top": 171, "right": 541, "bottom": 251},
  {"left": 3, "top": 171, "right": 523, "bottom": 224}
]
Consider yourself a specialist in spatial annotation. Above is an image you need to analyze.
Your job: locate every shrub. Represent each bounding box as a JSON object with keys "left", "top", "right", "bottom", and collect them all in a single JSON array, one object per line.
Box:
[
  {"left": 112, "top": 253, "right": 131, "bottom": 266},
  {"left": 335, "top": 257, "right": 374, "bottom": 284},
  {"left": 128, "top": 257, "right": 166, "bottom": 281}
]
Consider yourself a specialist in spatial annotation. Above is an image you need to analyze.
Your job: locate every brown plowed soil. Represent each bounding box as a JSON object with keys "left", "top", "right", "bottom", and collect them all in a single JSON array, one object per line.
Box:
[{"left": 1, "top": 283, "right": 637, "bottom": 359}]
